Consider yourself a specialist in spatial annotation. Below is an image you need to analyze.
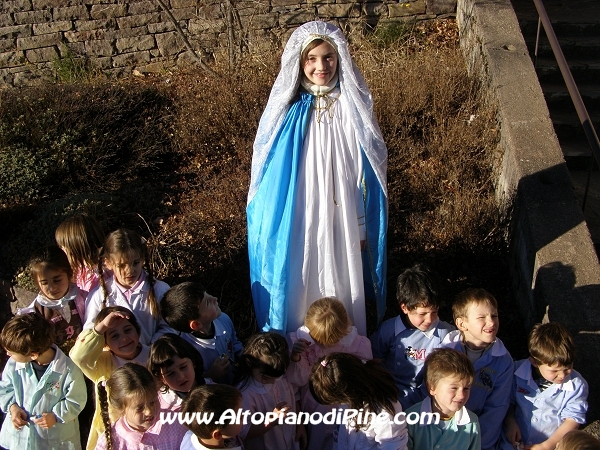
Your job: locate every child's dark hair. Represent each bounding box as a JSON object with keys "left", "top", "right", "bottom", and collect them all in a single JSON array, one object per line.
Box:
[
  {"left": 0, "top": 313, "right": 55, "bottom": 355},
  {"left": 310, "top": 353, "right": 398, "bottom": 429},
  {"left": 160, "top": 281, "right": 206, "bottom": 332},
  {"left": 98, "top": 363, "right": 157, "bottom": 450},
  {"left": 300, "top": 38, "right": 338, "bottom": 67},
  {"left": 396, "top": 263, "right": 439, "bottom": 311},
  {"left": 528, "top": 322, "right": 575, "bottom": 367},
  {"left": 55, "top": 213, "right": 105, "bottom": 275},
  {"left": 182, "top": 384, "right": 242, "bottom": 439},
  {"left": 29, "top": 245, "right": 73, "bottom": 282},
  {"left": 99, "top": 229, "right": 160, "bottom": 317},
  {"left": 424, "top": 348, "right": 474, "bottom": 391},
  {"left": 236, "top": 332, "right": 290, "bottom": 390},
  {"left": 148, "top": 333, "right": 206, "bottom": 392},
  {"left": 94, "top": 306, "right": 141, "bottom": 337}
]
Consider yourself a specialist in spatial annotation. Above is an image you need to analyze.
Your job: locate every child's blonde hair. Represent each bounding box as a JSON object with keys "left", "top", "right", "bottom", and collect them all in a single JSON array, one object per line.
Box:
[
  {"left": 558, "top": 430, "right": 600, "bottom": 450},
  {"left": 528, "top": 322, "right": 575, "bottom": 367},
  {"left": 99, "top": 363, "right": 157, "bottom": 450},
  {"left": 55, "top": 213, "right": 105, "bottom": 275},
  {"left": 99, "top": 228, "right": 160, "bottom": 317},
  {"left": 424, "top": 348, "right": 474, "bottom": 391},
  {"left": 305, "top": 297, "right": 350, "bottom": 346},
  {"left": 452, "top": 288, "right": 497, "bottom": 322}
]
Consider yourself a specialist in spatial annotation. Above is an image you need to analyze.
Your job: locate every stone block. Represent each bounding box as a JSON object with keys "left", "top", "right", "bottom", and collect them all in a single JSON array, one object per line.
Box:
[
  {"left": 0, "top": 40, "right": 16, "bottom": 52},
  {"left": 107, "top": 26, "right": 148, "bottom": 40},
  {"left": 155, "top": 31, "right": 184, "bottom": 56},
  {"left": 116, "top": 35, "right": 155, "bottom": 52},
  {"left": 14, "top": 10, "right": 51, "bottom": 24},
  {"left": 104, "top": 66, "right": 131, "bottom": 78},
  {"left": 33, "top": 0, "right": 77, "bottom": 9},
  {"left": 0, "top": 24, "right": 31, "bottom": 39},
  {"left": 197, "top": 4, "right": 222, "bottom": 20},
  {"left": 148, "top": 21, "right": 175, "bottom": 33},
  {"left": 93, "top": 55, "right": 112, "bottom": 69},
  {"left": 170, "top": 0, "right": 197, "bottom": 8},
  {"left": 128, "top": 0, "right": 160, "bottom": 15},
  {"left": 1, "top": 0, "right": 32, "bottom": 14},
  {"left": 236, "top": 2, "right": 270, "bottom": 16},
  {"left": 0, "top": 14, "right": 15, "bottom": 27},
  {"left": 241, "top": 13, "right": 278, "bottom": 30},
  {"left": 75, "top": 18, "right": 116, "bottom": 32},
  {"left": 0, "top": 50, "right": 25, "bottom": 67},
  {"left": 64, "top": 29, "right": 105, "bottom": 42},
  {"left": 16, "top": 32, "right": 61, "bottom": 50},
  {"left": 271, "top": 0, "right": 299, "bottom": 6},
  {"left": 90, "top": 4, "right": 127, "bottom": 20},
  {"left": 188, "top": 18, "right": 225, "bottom": 34},
  {"left": 280, "top": 10, "right": 316, "bottom": 25},
  {"left": 53, "top": 5, "right": 89, "bottom": 21},
  {"left": 117, "top": 12, "right": 160, "bottom": 29},
  {"left": 168, "top": 7, "right": 196, "bottom": 20},
  {"left": 33, "top": 20, "right": 72, "bottom": 35},
  {"left": 25, "top": 45, "right": 58, "bottom": 62},
  {"left": 363, "top": 2, "right": 387, "bottom": 16},
  {"left": 426, "top": 0, "right": 456, "bottom": 14},
  {"left": 388, "top": 0, "right": 426, "bottom": 17},
  {"left": 61, "top": 41, "right": 85, "bottom": 55},
  {"left": 84, "top": 39, "right": 114, "bottom": 56},
  {"left": 112, "top": 50, "right": 150, "bottom": 67},
  {"left": 137, "top": 58, "right": 176, "bottom": 73},
  {"left": 13, "top": 69, "right": 46, "bottom": 86},
  {"left": 317, "top": 3, "right": 357, "bottom": 17}
]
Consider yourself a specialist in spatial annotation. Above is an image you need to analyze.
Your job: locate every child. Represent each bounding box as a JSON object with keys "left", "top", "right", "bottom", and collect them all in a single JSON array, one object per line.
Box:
[
  {"left": 20, "top": 245, "right": 86, "bottom": 353},
  {"left": 370, "top": 264, "right": 454, "bottom": 409},
  {"left": 148, "top": 333, "right": 207, "bottom": 411},
  {"left": 406, "top": 348, "right": 480, "bottom": 450},
  {"left": 70, "top": 305, "right": 149, "bottom": 450},
  {"left": 247, "top": 20, "right": 388, "bottom": 336},
  {"left": 236, "top": 332, "right": 305, "bottom": 450},
  {"left": 180, "top": 384, "right": 244, "bottom": 450},
  {"left": 442, "top": 288, "right": 513, "bottom": 450},
  {"left": 0, "top": 313, "right": 87, "bottom": 449},
  {"left": 160, "top": 281, "right": 243, "bottom": 384},
  {"left": 55, "top": 213, "right": 106, "bottom": 292},
  {"left": 557, "top": 430, "right": 600, "bottom": 450},
  {"left": 501, "top": 323, "right": 588, "bottom": 450},
  {"left": 288, "top": 297, "right": 372, "bottom": 450},
  {"left": 310, "top": 352, "right": 408, "bottom": 450},
  {"left": 96, "top": 363, "right": 187, "bottom": 449},
  {"left": 83, "top": 228, "right": 170, "bottom": 345}
]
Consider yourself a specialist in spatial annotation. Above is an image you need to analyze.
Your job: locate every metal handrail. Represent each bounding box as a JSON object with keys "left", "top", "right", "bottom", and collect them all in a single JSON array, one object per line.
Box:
[{"left": 532, "top": 0, "right": 600, "bottom": 211}]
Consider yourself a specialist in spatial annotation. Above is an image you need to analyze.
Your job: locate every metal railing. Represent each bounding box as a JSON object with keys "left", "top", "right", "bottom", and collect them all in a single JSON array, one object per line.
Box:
[{"left": 533, "top": 0, "right": 600, "bottom": 211}]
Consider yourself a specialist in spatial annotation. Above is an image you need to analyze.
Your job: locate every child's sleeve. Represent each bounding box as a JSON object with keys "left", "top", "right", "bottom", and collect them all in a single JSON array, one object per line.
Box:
[
  {"left": 0, "top": 359, "right": 18, "bottom": 413},
  {"left": 69, "top": 328, "right": 114, "bottom": 382},
  {"left": 369, "top": 319, "right": 394, "bottom": 359},
  {"left": 83, "top": 286, "right": 102, "bottom": 330},
  {"left": 52, "top": 363, "right": 87, "bottom": 424},
  {"left": 558, "top": 375, "right": 588, "bottom": 425}
]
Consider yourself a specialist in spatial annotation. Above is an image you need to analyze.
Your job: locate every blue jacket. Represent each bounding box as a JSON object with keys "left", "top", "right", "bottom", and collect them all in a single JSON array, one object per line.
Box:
[
  {"left": 371, "top": 316, "right": 454, "bottom": 409},
  {"left": 0, "top": 346, "right": 87, "bottom": 449},
  {"left": 442, "top": 330, "right": 513, "bottom": 450}
]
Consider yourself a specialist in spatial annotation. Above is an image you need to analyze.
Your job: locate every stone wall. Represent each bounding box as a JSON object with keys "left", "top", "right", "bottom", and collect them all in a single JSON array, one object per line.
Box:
[
  {"left": 0, "top": 0, "right": 455, "bottom": 86},
  {"left": 457, "top": 0, "right": 600, "bottom": 421}
]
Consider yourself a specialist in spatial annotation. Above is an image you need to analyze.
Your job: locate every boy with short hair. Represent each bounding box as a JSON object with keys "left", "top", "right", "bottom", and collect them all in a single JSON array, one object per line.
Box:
[
  {"left": 180, "top": 384, "right": 244, "bottom": 450},
  {"left": 0, "top": 313, "right": 87, "bottom": 449},
  {"left": 406, "top": 348, "right": 481, "bottom": 449},
  {"left": 370, "top": 264, "right": 454, "bottom": 409},
  {"left": 500, "top": 323, "right": 588, "bottom": 450},
  {"left": 160, "top": 281, "right": 243, "bottom": 384},
  {"left": 442, "top": 287, "right": 513, "bottom": 450}
]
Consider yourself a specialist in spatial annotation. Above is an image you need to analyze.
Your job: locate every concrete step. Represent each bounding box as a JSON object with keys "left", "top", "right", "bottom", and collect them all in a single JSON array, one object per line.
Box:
[
  {"left": 519, "top": 21, "right": 600, "bottom": 38},
  {"left": 535, "top": 59, "right": 600, "bottom": 85},
  {"left": 549, "top": 109, "right": 600, "bottom": 140},
  {"left": 570, "top": 169, "right": 600, "bottom": 244},
  {"left": 542, "top": 82, "right": 600, "bottom": 111},
  {"left": 532, "top": 36, "right": 600, "bottom": 59}
]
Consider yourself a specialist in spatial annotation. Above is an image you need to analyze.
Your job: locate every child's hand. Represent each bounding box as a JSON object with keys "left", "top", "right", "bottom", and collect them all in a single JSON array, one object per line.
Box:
[
  {"left": 504, "top": 416, "right": 522, "bottom": 448},
  {"left": 94, "top": 311, "right": 130, "bottom": 334},
  {"left": 33, "top": 412, "right": 57, "bottom": 429},
  {"left": 9, "top": 404, "right": 28, "bottom": 430},
  {"left": 205, "top": 354, "right": 230, "bottom": 380},
  {"left": 296, "top": 423, "right": 308, "bottom": 450},
  {"left": 291, "top": 339, "right": 311, "bottom": 362}
]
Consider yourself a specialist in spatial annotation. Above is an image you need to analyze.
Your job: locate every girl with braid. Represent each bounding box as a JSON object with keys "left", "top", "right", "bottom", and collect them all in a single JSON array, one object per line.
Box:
[
  {"left": 96, "top": 363, "right": 187, "bottom": 450},
  {"left": 83, "top": 228, "right": 169, "bottom": 345},
  {"left": 70, "top": 306, "right": 149, "bottom": 450}
]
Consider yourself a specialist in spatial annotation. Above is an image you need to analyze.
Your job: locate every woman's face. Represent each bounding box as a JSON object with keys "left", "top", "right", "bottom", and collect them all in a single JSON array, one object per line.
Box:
[{"left": 303, "top": 41, "right": 338, "bottom": 86}]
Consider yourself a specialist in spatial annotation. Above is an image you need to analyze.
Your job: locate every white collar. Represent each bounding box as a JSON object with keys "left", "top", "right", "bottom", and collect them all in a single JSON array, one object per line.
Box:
[
  {"left": 419, "top": 396, "right": 473, "bottom": 426},
  {"left": 394, "top": 316, "right": 438, "bottom": 339},
  {"left": 300, "top": 73, "right": 339, "bottom": 95},
  {"left": 514, "top": 359, "right": 576, "bottom": 392}
]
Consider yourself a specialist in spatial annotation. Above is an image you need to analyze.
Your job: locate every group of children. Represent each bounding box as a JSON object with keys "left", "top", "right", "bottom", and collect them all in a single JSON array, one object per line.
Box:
[{"left": 0, "top": 212, "right": 596, "bottom": 450}]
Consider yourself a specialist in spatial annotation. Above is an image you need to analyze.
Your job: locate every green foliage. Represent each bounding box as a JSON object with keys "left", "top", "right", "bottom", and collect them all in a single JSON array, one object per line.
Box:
[
  {"left": 371, "top": 21, "right": 415, "bottom": 48},
  {"left": 52, "top": 46, "right": 99, "bottom": 83}
]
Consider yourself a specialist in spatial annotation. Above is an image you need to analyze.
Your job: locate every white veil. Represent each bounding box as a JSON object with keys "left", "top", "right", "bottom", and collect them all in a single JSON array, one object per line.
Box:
[{"left": 248, "top": 20, "right": 388, "bottom": 203}]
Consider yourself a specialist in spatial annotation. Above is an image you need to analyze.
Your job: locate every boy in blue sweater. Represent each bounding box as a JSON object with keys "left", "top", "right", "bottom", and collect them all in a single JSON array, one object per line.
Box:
[
  {"left": 442, "top": 288, "right": 513, "bottom": 450},
  {"left": 370, "top": 264, "right": 454, "bottom": 409}
]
